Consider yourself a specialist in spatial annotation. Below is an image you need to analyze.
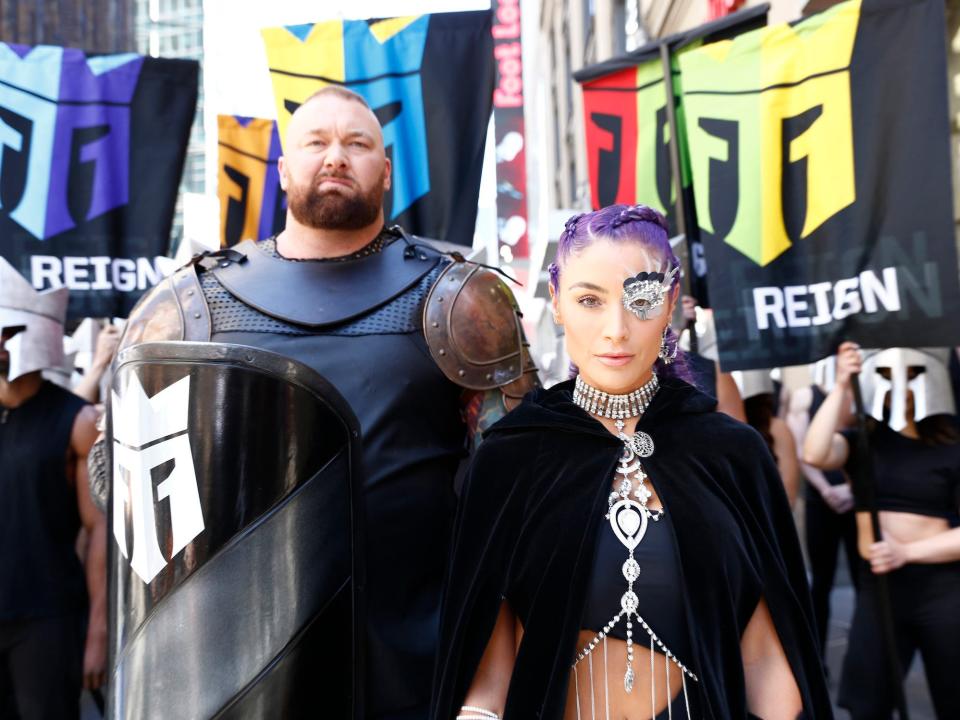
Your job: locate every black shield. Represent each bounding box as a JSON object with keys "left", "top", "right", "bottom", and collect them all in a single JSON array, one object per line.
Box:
[{"left": 105, "top": 341, "right": 364, "bottom": 719}]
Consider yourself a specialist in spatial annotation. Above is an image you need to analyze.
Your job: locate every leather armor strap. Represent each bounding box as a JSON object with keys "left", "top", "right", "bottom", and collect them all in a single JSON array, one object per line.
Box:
[{"left": 210, "top": 237, "right": 441, "bottom": 328}]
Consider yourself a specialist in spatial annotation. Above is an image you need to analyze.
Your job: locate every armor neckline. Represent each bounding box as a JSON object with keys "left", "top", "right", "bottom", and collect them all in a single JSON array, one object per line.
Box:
[{"left": 210, "top": 236, "right": 441, "bottom": 329}]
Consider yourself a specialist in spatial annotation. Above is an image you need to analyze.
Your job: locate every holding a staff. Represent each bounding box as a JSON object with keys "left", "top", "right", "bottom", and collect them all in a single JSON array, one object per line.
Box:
[{"left": 803, "top": 341, "right": 960, "bottom": 720}]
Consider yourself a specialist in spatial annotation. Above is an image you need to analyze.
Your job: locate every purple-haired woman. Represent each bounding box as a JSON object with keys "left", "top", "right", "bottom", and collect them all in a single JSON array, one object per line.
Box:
[{"left": 432, "top": 205, "right": 832, "bottom": 720}]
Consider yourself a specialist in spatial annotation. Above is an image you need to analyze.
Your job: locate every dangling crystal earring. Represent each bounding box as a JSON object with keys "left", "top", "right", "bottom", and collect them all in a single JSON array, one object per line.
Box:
[{"left": 658, "top": 326, "right": 676, "bottom": 365}]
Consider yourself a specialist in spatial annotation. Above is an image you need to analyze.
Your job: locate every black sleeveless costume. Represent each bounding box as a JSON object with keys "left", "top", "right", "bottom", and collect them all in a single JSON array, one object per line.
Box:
[
  {"left": 0, "top": 381, "right": 88, "bottom": 720},
  {"left": 199, "top": 235, "right": 466, "bottom": 719},
  {"left": 837, "top": 418, "right": 960, "bottom": 719}
]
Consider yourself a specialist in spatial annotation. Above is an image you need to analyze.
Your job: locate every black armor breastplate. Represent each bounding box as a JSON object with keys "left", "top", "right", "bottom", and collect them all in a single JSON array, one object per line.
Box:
[{"left": 201, "top": 255, "right": 465, "bottom": 717}]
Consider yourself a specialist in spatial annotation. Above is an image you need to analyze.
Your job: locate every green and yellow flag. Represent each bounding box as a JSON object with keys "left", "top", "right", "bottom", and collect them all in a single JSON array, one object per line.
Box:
[
  {"left": 573, "top": 6, "right": 768, "bottom": 304},
  {"left": 679, "top": 0, "right": 960, "bottom": 369}
]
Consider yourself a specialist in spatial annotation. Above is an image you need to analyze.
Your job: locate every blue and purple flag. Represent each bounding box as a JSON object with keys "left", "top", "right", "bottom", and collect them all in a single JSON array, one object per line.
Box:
[{"left": 0, "top": 43, "right": 198, "bottom": 319}]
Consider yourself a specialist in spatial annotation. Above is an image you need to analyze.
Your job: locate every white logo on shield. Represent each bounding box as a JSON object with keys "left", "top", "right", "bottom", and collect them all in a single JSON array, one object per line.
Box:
[{"left": 111, "top": 374, "right": 204, "bottom": 584}]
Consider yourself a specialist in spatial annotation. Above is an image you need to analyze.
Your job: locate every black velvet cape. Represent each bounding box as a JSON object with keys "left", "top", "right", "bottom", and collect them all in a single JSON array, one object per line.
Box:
[{"left": 432, "top": 378, "right": 832, "bottom": 719}]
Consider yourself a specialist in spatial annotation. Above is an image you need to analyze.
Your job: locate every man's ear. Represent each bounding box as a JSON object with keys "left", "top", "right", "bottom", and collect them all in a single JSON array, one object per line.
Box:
[
  {"left": 278, "top": 156, "right": 288, "bottom": 191},
  {"left": 383, "top": 157, "right": 392, "bottom": 192}
]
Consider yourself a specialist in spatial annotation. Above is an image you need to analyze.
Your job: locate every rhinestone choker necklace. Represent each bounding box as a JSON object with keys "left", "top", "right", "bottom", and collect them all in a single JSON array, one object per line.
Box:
[{"left": 572, "top": 373, "right": 659, "bottom": 420}]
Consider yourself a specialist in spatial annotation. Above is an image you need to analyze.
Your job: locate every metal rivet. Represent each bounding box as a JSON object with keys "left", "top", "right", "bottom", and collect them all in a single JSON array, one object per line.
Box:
[
  {"left": 486, "top": 373, "right": 493, "bottom": 381},
  {"left": 187, "top": 289, "right": 194, "bottom": 296},
  {"left": 194, "top": 312, "right": 201, "bottom": 319},
  {"left": 220, "top": 261, "right": 230, "bottom": 268},
  {"left": 419, "top": 253, "right": 428, "bottom": 260},
  {"left": 449, "top": 276, "right": 457, "bottom": 282},
  {"left": 438, "top": 349, "right": 446, "bottom": 356},
  {"left": 432, "top": 322, "right": 439, "bottom": 328},
  {"left": 508, "top": 366, "right": 514, "bottom": 372},
  {"left": 458, "top": 369, "right": 466, "bottom": 377},
  {"left": 437, "top": 296, "right": 444, "bottom": 302}
]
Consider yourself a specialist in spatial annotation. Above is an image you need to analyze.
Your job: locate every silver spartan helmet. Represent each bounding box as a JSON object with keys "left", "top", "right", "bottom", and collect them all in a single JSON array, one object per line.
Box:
[
  {"left": 732, "top": 368, "right": 775, "bottom": 401},
  {"left": 0, "top": 258, "right": 68, "bottom": 382},
  {"left": 679, "top": 306, "right": 718, "bottom": 362},
  {"left": 859, "top": 348, "right": 956, "bottom": 431},
  {"left": 810, "top": 355, "right": 837, "bottom": 393}
]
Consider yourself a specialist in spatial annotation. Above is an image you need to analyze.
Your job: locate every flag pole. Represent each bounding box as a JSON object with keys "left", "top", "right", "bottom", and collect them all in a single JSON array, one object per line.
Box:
[
  {"left": 849, "top": 372, "right": 910, "bottom": 720},
  {"left": 658, "top": 42, "right": 697, "bottom": 353}
]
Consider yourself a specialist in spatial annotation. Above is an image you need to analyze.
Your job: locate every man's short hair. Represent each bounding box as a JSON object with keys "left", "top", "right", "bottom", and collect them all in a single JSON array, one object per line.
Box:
[{"left": 302, "top": 85, "right": 372, "bottom": 112}]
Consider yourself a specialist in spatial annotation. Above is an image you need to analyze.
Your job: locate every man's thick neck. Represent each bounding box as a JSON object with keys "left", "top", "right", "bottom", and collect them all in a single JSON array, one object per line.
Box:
[
  {"left": 0, "top": 371, "right": 43, "bottom": 409},
  {"left": 276, "top": 213, "right": 385, "bottom": 260}
]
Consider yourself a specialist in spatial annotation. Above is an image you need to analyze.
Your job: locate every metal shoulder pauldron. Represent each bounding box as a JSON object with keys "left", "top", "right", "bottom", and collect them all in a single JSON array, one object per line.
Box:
[{"left": 423, "top": 258, "right": 539, "bottom": 396}]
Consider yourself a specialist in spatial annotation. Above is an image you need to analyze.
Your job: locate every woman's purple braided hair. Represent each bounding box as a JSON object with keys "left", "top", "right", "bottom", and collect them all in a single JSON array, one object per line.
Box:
[{"left": 549, "top": 203, "right": 691, "bottom": 384}]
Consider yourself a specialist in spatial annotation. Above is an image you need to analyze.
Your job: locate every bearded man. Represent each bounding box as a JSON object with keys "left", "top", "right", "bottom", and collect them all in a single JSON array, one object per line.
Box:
[{"left": 95, "top": 86, "right": 537, "bottom": 719}]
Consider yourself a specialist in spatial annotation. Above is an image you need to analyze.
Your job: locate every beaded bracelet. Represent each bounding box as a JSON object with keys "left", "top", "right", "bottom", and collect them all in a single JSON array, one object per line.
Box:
[{"left": 456, "top": 706, "right": 501, "bottom": 720}]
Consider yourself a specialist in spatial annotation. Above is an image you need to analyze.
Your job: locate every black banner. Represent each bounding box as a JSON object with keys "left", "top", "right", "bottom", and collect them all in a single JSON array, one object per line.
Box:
[
  {"left": 0, "top": 43, "right": 199, "bottom": 319},
  {"left": 261, "top": 12, "right": 494, "bottom": 246},
  {"left": 679, "top": 0, "right": 960, "bottom": 369}
]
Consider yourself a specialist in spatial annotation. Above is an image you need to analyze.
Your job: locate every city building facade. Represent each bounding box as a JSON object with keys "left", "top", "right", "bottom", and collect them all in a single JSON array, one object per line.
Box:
[{"left": 0, "top": 0, "right": 135, "bottom": 52}]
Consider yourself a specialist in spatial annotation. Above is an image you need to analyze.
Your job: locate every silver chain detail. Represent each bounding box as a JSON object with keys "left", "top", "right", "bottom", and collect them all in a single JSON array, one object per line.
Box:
[{"left": 572, "top": 372, "right": 698, "bottom": 693}]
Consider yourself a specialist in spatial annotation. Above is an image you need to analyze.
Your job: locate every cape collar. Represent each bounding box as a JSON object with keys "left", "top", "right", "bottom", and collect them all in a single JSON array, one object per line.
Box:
[{"left": 486, "top": 376, "right": 717, "bottom": 441}]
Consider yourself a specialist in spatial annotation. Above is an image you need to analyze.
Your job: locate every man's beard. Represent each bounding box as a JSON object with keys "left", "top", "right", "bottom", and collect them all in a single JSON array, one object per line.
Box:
[{"left": 287, "top": 171, "right": 385, "bottom": 231}]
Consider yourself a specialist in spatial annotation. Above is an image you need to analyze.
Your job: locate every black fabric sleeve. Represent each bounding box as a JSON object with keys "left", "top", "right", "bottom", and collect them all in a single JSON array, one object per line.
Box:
[{"left": 431, "top": 433, "right": 534, "bottom": 719}]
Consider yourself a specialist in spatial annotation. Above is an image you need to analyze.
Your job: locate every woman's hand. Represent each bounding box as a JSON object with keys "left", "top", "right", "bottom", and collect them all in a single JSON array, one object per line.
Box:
[
  {"left": 835, "top": 341, "right": 862, "bottom": 388},
  {"left": 868, "top": 537, "right": 909, "bottom": 574},
  {"left": 821, "top": 483, "right": 854, "bottom": 514}
]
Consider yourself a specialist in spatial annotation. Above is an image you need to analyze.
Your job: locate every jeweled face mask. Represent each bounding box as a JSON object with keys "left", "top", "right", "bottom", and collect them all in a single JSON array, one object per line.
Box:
[{"left": 621, "top": 266, "right": 678, "bottom": 320}]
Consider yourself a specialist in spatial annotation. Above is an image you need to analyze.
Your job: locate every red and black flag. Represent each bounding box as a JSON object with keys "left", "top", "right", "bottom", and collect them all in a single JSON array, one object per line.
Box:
[
  {"left": 217, "top": 115, "right": 286, "bottom": 248},
  {"left": 679, "top": 0, "right": 960, "bottom": 369},
  {"left": 260, "top": 12, "right": 494, "bottom": 246},
  {"left": 573, "top": 5, "right": 767, "bottom": 303},
  {"left": 0, "top": 43, "right": 198, "bottom": 319}
]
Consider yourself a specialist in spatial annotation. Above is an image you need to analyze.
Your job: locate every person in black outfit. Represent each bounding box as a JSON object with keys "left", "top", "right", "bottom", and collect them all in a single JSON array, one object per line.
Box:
[
  {"left": 433, "top": 205, "right": 832, "bottom": 720},
  {"left": 0, "top": 261, "right": 105, "bottom": 719},
  {"left": 93, "top": 86, "right": 538, "bottom": 719},
  {"left": 804, "top": 342, "right": 960, "bottom": 719},
  {"left": 786, "top": 366, "right": 859, "bottom": 656}
]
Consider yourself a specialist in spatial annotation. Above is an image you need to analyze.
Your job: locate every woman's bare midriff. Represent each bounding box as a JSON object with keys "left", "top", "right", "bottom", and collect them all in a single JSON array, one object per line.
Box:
[
  {"left": 857, "top": 510, "right": 951, "bottom": 558},
  {"left": 565, "top": 631, "right": 686, "bottom": 720}
]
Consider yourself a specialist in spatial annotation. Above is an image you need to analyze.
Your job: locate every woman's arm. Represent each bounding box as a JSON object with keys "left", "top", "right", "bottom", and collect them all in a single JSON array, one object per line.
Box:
[
  {"left": 786, "top": 388, "right": 855, "bottom": 514},
  {"left": 802, "top": 342, "right": 860, "bottom": 470},
  {"left": 458, "top": 600, "right": 517, "bottom": 718},
  {"left": 740, "top": 598, "right": 803, "bottom": 719}
]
